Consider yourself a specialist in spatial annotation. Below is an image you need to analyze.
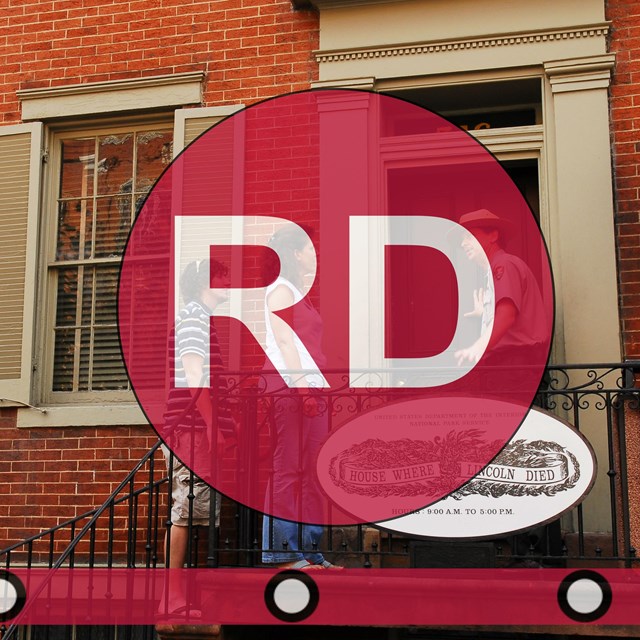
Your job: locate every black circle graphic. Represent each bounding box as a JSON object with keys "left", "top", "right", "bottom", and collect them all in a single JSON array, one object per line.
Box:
[
  {"left": 0, "top": 570, "right": 27, "bottom": 623},
  {"left": 264, "top": 570, "right": 320, "bottom": 622},
  {"left": 557, "top": 570, "right": 612, "bottom": 623}
]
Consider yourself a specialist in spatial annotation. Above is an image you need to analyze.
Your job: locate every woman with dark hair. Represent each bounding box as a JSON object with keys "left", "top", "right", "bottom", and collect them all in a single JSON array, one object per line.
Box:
[
  {"left": 261, "top": 224, "right": 339, "bottom": 570},
  {"left": 262, "top": 224, "right": 326, "bottom": 391},
  {"left": 160, "top": 258, "right": 235, "bottom": 616},
  {"left": 164, "top": 258, "right": 234, "bottom": 448}
]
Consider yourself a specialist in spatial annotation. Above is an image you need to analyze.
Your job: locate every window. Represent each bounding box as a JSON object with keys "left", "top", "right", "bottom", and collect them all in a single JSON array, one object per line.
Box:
[
  {"left": 45, "top": 124, "right": 173, "bottom": 402},
  {"left": 0, "top": 76, "right": 249, "bottom": 425},
  {"left": 382, "top": 78, "right": 542, "bottom": 135}
]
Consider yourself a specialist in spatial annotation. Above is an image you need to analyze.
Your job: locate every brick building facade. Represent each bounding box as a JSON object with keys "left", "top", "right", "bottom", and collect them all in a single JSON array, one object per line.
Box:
[
  {"left": 0, "top": 0, "right": 319, "bottom": 552},
  {"left": 0, "top": 0, "right": 318, "bottom": 121},
  {"left": 1, "top": 0, "right": 640, "bottom": 628},
  {"left": 609, "top": 0, "right": 640, "bottom": 358}
]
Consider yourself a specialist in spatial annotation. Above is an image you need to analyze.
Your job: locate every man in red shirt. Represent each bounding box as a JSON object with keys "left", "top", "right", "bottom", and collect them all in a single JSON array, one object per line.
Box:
[{"left": 454, "top": 209, "right": 549, "bottom": 398}]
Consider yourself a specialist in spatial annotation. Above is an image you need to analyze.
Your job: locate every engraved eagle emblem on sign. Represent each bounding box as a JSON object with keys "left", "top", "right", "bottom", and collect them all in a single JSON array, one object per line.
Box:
[{"left": 328, "top": 430, "right": 580, "bottom": 499}]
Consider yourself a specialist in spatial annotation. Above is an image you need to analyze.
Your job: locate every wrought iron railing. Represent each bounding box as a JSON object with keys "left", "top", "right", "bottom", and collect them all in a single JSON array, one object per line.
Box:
[
  {"left": 1, "top": 363, "right": 639, "bottom": 638},
  {"left": 538, "top": 363, "right": 639, "bottom": 564}
]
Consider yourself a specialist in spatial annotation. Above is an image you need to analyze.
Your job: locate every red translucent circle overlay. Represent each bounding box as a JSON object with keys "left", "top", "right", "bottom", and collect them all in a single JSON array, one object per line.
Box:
[{"left": 118, "top": 89, "right": 553, "bottom": 526}]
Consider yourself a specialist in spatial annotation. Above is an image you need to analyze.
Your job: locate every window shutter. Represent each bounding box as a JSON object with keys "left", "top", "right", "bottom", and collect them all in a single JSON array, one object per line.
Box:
[
  {"left": 174, "top": 105, "right": 244, "bottom": 155},
  {"left": 172, "top": 107, "right": 245, "bottom": 369},
  {"left": 0, "top": 123, "right": 43, "bottom": 405},
  {"left": 175, "top": 106, "right": 242, "bottom": 234},
  {"left": 183, "top": 115, "right": 225, "bottom": 147}
]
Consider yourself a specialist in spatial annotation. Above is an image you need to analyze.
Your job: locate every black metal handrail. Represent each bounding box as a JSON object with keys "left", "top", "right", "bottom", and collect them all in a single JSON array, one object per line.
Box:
[
  {"left": 1, "top": 362, "right": 639, "bottom": 638},
  {"left": 0, "top": 442, "right": 165, "bottom": 640},
  {"left": 0, "top": 385, "right": 213, "bottom": 639},
  {"left": 1, "top": 443, "right": 163, "bottom": 565}
]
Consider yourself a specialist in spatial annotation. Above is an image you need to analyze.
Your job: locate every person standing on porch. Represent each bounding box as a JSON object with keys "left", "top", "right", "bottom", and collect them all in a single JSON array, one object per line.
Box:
[
  {"left": 454, "top": 209, "right": 548, "bottom": 397},
  {"left": 159, "top": 258, "right": 236, "bottom": 617},
  {"left": 261, "top": 223, "right": 340, "bottom": 570}
]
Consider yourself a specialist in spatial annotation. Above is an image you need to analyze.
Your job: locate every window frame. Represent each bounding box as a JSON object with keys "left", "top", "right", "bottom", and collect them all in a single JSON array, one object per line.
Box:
[
  {"left": 358, "top": 76, "right": 554, "bottom": 372},
  {"left": 35, "top": 116, "right": 175, "bottom": 410},
  {"left": 20, "top": 105, "right": 244, "bottom": 428}
]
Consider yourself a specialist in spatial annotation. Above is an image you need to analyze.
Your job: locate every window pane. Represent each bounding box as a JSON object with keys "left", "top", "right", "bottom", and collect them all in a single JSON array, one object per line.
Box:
[
  {"left": 81, "top": 267, "right": 93, "bottom": 326},
  {"left": 60, "top": 138, "right": 95, "bottom": 199},
  {"left": 52, "top": 328, "right": 90, "bottom": 392},
  {"left": 92, "top": 326, "right": 129, "bottom": 390},
  {"left": 78, "top": 328, "right": 91, "bottom": 391},
  {"left": 94, "top": 195, "right": 132, "bottom": 258},
  {"left": 55, "top": 268, "right": 78, "bottom": 327},
  {"left": 57, "top": 199, "right": 93, "bottom": 261},
  {"left": 53, "top": 327, "right": 75, "bottom": 392},
  {"left": 97, "top": 133, "right": 134, "bottom": 196},
  {"left": 136, "top": 131, "right": 172, "bottom": 193},
  {"left": 126, "top": 261, "right": 168, "bottom": 391},
  {"left": 382, "top": 78, "right": 542, "bottom": 136},
  {"left": 129, "top": 322, "right": 165, "bottom": 391},
  {"left": 52, "top": 126, "right": 171, "bottom": 397},
  {"left": 94, "top": 265, "right": 119, "bottom": 326},
  {"left": 53, "top": 265, "right": 126, "bottom": 392}
]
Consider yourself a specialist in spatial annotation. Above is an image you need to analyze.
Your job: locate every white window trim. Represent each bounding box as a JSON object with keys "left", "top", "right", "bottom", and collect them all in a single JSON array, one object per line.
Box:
[{"left": 43, "top": 121, "right": 174, "bottom": 402}]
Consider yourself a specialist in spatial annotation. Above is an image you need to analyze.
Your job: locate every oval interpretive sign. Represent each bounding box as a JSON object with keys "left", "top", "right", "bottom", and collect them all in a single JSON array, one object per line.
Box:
[{"left": 317, "top": 400, "right": 596, "bottom": 538}]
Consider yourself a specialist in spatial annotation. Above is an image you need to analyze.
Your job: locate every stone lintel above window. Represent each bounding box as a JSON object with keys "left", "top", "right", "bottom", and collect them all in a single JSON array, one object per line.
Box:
[
  {"left": 18, "top": 72, "right": 205, "bottom": 121},
  {"left": 292, "top": 0, "right": 401, "bottom": 9}
]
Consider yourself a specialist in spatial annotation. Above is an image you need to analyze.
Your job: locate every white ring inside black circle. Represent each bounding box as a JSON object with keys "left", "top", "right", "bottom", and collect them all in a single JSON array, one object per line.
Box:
[
  {"left": 264, "top": 570, "right": 319, "bottom": 622},
  {"left": 0, "top": 570, "right": 27, "bottom": 623}
]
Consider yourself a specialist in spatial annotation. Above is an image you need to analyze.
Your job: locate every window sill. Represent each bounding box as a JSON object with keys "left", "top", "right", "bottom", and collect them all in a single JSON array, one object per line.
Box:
[{"left": 16, "top": 403, "right": 150, "bottom": 428}]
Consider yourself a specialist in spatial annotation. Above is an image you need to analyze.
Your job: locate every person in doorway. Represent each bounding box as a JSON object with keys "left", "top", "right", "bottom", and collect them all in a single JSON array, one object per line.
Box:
[{"left": 454, "top": 209, "right": 549, "bottom": 397}]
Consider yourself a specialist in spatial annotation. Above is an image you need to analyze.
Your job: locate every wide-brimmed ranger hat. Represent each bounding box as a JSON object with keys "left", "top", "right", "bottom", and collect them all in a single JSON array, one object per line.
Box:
[
  {"left": 458, "top": 208, "right": 512, "bottom": 232},
  {"left": 446, "top": 208, "right": 514, "bottom": 245}
]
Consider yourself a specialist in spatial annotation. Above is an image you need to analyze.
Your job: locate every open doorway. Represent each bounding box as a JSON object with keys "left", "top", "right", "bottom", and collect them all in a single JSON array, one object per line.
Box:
[{"left": 384, "top": 158, "right": 541, "bottom": 360}]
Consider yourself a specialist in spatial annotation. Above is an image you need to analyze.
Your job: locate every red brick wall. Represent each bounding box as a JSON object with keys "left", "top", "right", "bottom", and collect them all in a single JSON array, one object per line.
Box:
[
  {"left": 0, "top": 409, "right": 161, "bottom": 558},
  {"left": 608, "top": 0, "right": 640, "bottom": 358},
  {"left": 0, "top": 0, "right": 318, "bottom": 552},
  {"left": 1, "top": 0, "right": 319, "bottom": 123}
]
